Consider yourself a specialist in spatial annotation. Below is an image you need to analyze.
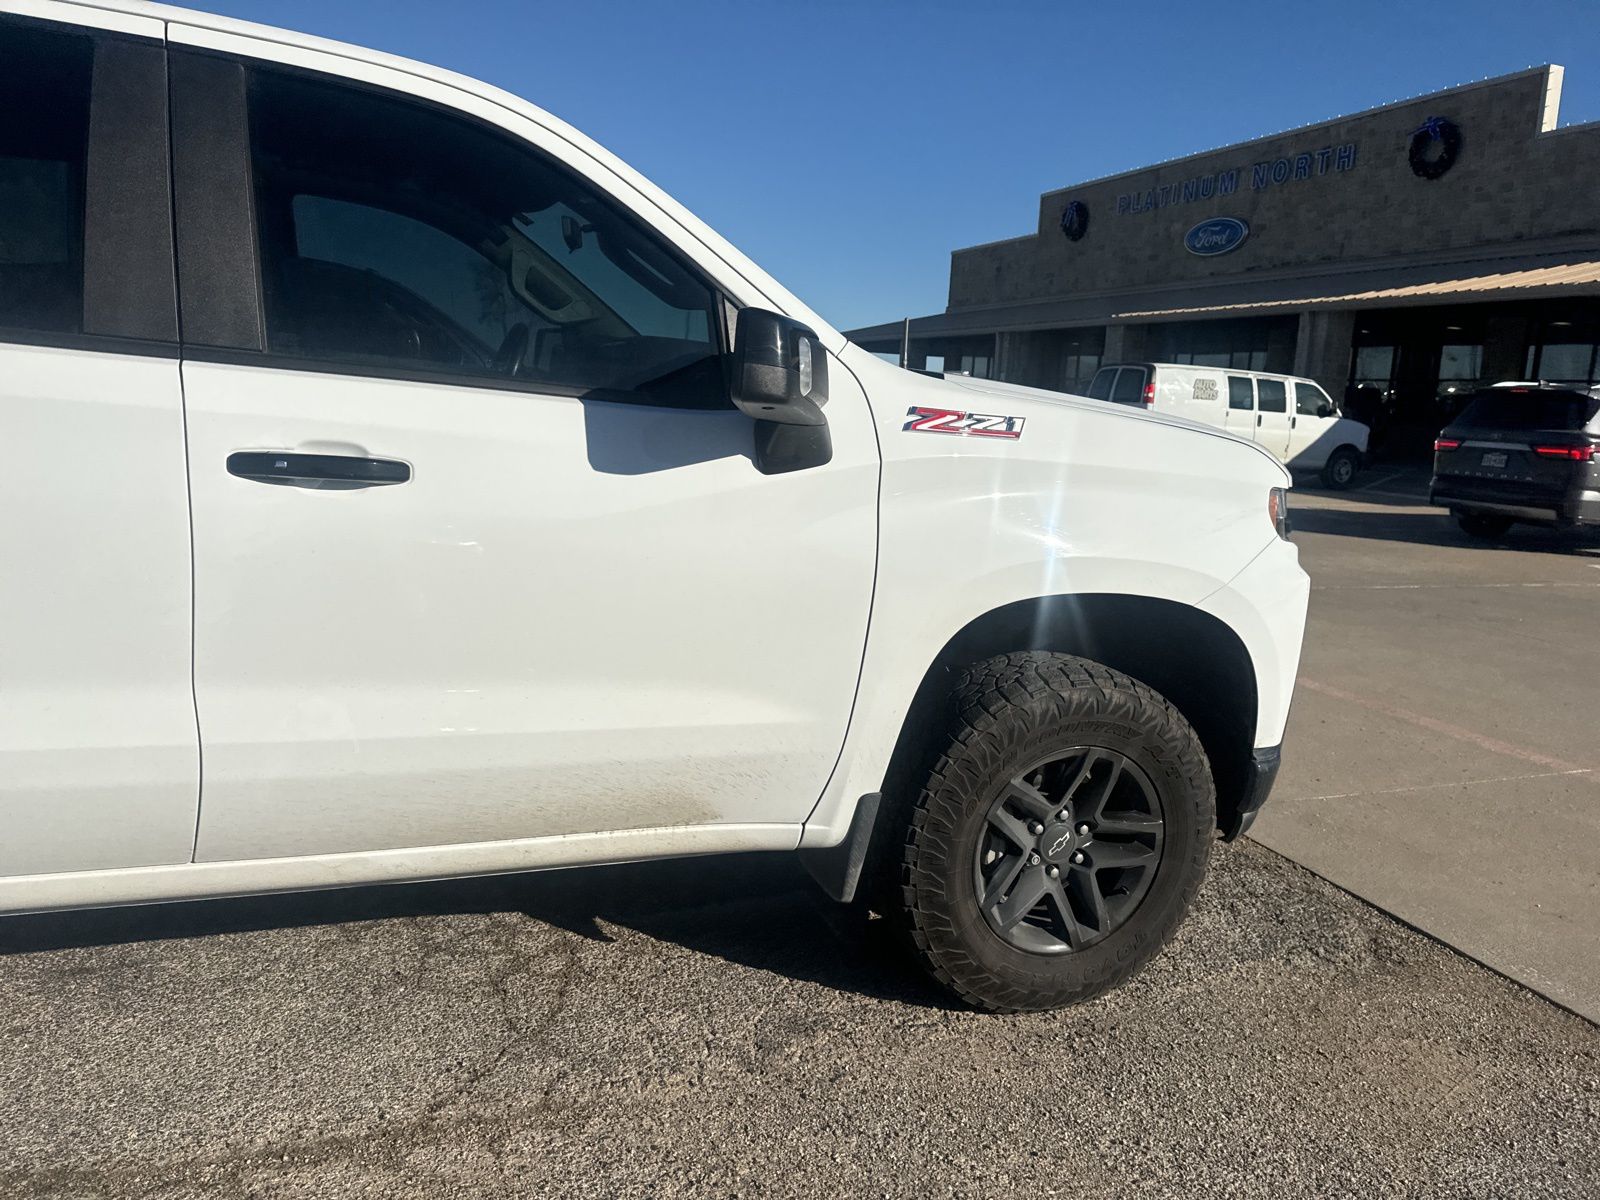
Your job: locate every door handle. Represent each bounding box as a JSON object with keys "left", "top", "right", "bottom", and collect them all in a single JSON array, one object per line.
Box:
[
  {"left": 227, "top": 451, "right": 411, "bottom": 487},
  {"left": 1257, "top": 413, "right": 1262, "bottom": 426}
]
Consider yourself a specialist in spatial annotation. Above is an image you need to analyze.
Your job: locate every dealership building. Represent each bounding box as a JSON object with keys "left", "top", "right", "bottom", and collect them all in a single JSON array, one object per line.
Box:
[{"left": 846, "top": 66, "right": 1600, "bottom": 456}]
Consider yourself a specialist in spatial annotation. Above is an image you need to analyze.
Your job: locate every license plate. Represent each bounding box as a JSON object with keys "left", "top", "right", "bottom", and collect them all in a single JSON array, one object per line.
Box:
[{"left": 1481, "top": 451, "right": 1508, "bottom": 469}]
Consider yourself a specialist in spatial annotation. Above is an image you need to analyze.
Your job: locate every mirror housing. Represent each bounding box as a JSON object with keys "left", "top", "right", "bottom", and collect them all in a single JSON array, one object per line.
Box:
[
  {"left": 731, "top": 308, "right": 831, "bottom": 474},
  {"left": 731, "top": 308, "right": 828, "bottom": 426}
]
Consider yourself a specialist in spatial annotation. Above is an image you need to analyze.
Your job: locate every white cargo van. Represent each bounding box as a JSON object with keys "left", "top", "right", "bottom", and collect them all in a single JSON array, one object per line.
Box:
[{"left": 1087, "top": 363, "right": 1369, "bottom": 488}]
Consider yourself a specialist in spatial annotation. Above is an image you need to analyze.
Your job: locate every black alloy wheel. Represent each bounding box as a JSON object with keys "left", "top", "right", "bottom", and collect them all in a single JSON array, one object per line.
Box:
[{"left": 973, "top": 748, "right": 1164, "bottom": 955}]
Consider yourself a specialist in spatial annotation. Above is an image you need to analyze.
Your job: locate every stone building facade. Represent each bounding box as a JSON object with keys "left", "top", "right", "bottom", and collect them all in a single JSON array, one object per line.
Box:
[{"left": 847, "top": 66, "right": 1600, "bottom": 456}]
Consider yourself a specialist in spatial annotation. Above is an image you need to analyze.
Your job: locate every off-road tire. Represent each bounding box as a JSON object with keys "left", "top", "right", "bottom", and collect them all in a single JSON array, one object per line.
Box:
[
  {"left": 1320, "top": 446, "right": 1361, "bottom": 490},
  {"left": 895, "top": 652, "right": 1214, "bottom": 1012},
  {"left": 1456, "top": 511, "right": 1513, "bottom": 540}
]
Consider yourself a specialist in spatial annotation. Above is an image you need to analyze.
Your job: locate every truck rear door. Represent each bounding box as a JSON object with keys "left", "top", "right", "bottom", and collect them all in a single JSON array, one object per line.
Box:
[
  {"left": 0, "top": 9, "right": 199, "bottom": 877},
  {"left": 1225, "top": 375, "right": 1257, "bottom": 438},
  {"left": 1254, "top": 378, "right": 1293, "bottom": 460}
]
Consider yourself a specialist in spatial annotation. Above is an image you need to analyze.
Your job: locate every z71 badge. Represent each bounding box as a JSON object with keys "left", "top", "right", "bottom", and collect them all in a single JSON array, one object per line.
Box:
[{"left": 902, "top": 406, "right": 1026, "bottom": 440}]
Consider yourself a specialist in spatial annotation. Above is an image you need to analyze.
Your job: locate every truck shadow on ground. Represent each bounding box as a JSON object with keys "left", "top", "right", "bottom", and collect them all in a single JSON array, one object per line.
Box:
[
  {"left": 1291, "top": 503, "right": 1600, "bottom": 555},
  {"left": 0, "top": 853, "right": 959, "bottom": 1009}
]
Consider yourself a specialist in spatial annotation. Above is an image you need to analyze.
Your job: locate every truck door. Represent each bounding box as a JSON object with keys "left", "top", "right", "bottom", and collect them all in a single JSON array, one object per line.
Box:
[
  {"left": 0, "top": 11, "right": 200, "bottom": 876},
  {"left": 169, "top": 42, "right": 878, "bottom": 862},
  {"left": 1225, "top": 375, "right": 1257, "bottom": 438},
  {"left": 1254, "top": 378, "right": 1293, "bottom": 460},
  {"left": 1288, "top": 379, "right": 1341, "bottom": 468}
]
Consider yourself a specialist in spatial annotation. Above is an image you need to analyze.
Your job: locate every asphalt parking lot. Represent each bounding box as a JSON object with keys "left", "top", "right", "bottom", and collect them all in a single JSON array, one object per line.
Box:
[
  {"left": 2, "top": 475, "right": 1597, "bottom": 1199},
  {"left": 2, "top": 843, "right": 1597, "bottom": 1198},
  {"left": 1257, "top": 471, "right": 1600, "bottom": 1021}
]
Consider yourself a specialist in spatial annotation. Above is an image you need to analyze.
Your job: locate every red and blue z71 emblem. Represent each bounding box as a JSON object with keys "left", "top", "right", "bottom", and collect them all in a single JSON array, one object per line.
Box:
[{"left": 903, "top": 406, "right": 1026, "bottom": 440}]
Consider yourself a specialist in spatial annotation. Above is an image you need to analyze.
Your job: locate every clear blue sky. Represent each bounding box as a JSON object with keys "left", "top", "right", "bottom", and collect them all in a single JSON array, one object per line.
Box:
[{"left": 197, "top": 0, "right": 1599, "bottom": 332}]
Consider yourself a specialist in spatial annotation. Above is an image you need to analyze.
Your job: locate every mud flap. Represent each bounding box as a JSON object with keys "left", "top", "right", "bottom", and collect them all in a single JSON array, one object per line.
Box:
[{"left": 798, "top": 793, "right": 882, "bottom": 903}]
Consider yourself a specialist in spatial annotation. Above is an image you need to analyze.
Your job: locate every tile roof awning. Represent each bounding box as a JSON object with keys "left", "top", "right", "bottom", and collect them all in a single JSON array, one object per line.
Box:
[
  {"left": 1111, "top": 260, "right": 1600, "bottom": 319},
  {"left": 845, "top": 250, "right": 1600, "bottom": 345}
]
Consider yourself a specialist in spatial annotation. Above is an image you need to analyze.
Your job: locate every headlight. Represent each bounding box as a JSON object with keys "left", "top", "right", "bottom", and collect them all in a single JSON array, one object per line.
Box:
[{"left": 1268, "top": 488, "right": 1291, "bottom": 540}]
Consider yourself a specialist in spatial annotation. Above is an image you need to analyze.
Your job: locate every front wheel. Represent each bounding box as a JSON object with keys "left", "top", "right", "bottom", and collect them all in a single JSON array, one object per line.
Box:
[
  {"left": 1320, "top": 446, "right": 1361, "bottom": 490},
  {"left": 893, "top": 652, "right": 1214, "bottom": 1012}
]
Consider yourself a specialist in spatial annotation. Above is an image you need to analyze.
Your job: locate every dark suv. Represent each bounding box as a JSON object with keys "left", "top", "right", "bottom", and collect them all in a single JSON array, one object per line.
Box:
[{"left": 1431, "top": 384, "right": 1600, "bottom": 538}]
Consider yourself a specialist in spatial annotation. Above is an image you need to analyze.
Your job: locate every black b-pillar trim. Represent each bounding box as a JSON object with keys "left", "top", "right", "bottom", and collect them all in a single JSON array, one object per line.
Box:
[
  {"left": 82, "top": 36, "right": 178, "bottom": 343},
  {"left": 169, "top": 50, "right": 265, "bottom": 352}
]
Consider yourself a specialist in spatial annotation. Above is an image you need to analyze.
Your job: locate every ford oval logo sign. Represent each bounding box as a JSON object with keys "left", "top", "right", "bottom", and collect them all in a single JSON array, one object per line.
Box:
[{"left": 1184, "top": 217, "right": 1249, "bottom": 256}]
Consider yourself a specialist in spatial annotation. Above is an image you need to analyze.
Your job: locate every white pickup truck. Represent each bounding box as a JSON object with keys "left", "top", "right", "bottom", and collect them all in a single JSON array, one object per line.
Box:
[{"left": 0, "top": 0, "right": 1310, "bottom": 1011}]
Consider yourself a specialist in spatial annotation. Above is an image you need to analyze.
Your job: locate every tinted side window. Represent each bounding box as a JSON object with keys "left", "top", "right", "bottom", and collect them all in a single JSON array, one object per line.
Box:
[
  {"left": 1256, "top": 379, "right": 1287, "bottom": 413},
  {"left": 1295, "top": 381, "right": 1333, "bottom": 416},
  {"left": 1227, "top": 377, "right": 1254, "bottom": 410},
  {"left": 0, "top": 21, "right": 92, "bottom": 336},
  {"left": 1110, "top": 367, "right": 1146, "bottom": 405},
  {"left": 1086, "top": 367, "right": 1117, "bottom": 401},
  {"left": 248, "top": 69, "right": 723, "bottom": 405}
]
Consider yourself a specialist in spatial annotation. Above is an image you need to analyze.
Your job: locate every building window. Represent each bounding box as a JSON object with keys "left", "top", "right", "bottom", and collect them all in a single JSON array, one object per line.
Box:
[
  {"left": 1061, "top": 351, "right": 1099, "bottom": 392},
  {"left": 1351, "top": 345, "right": 1396, "bottom": 398},
  {"left": 1153, "top": 316, "right": 1293, "bottom": 373},
  {"left": 1525, "top": 321, "right": 1599, "bottom": 387},
  {"left": 1436, "top": 342, "right": 1484, "bottom": 399},
  {"left": 1171, "top": 347, "right": 1267, "bottom": 370}
]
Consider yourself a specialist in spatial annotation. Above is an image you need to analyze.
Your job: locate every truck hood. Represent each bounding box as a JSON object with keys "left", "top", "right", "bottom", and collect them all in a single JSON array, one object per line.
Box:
[{"left": 929, "top": 372, "right": 1288, "bottom": 477}]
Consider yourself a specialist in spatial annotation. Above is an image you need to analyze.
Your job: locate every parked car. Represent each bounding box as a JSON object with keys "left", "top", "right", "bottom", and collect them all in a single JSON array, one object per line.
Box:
[
  {"left": 1431, "top": 383, "right": 1600, "bottom": 538},
  {"left": 0, "top": 0, "right": 1310, "bottom": 1012},
  {"left": 1086, "top": 363, "right": 1370, "bottom": 489}
]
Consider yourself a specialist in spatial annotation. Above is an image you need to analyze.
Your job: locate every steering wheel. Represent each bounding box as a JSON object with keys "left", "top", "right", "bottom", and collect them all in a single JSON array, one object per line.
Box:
[{"left": 493, "top": 323, "right": 531, "bottom": 378}]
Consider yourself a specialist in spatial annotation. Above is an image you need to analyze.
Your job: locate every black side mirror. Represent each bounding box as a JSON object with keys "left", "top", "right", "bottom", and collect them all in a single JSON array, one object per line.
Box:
[
  {"left": 731, "top": 308, "right": 831, "bottom": 474},
  {"left": 1317, "top": 402, "right": 1334, "bottom": 418}
]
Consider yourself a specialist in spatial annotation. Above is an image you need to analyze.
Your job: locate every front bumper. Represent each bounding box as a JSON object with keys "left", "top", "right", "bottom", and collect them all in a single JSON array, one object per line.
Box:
[
  {"left": 1222, "top": 745, "right": 1281, "bottom": 841},
  {"left": 1197, "top": 536, "right": 1308, "bottom": 749}
]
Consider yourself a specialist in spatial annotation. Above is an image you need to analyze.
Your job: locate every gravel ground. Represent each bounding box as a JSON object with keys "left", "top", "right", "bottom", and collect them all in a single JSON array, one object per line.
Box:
[{"left": 1, "top": 841, "right": 1595, "bottom": 1198}]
